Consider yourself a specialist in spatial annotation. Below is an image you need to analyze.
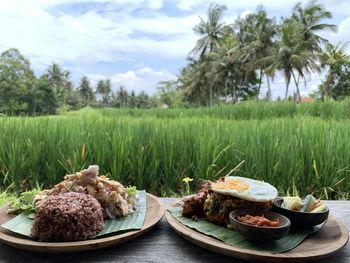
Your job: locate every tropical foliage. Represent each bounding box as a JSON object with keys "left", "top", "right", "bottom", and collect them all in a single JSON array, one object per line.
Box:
[
  {"left": 177, "top": 0, "right": 349, "bottom": 105},
  {"left": 0, "top": 0, "right": 349, "bottom": 115},
  {"left": 0, "top": 50, "right": 157, "bottom": 115}
]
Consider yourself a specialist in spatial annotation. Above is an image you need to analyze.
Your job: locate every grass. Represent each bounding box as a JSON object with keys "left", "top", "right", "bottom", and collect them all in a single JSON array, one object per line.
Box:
[
  {"left": 93, "top": 100, "right": 350, "bottom": 120},
  {"left": 0, "top": 102, "right": 349, "bottom": 199}
]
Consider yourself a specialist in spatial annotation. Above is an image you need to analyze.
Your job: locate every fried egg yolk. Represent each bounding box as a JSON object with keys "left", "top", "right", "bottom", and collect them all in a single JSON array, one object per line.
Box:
[{"left": 212, "top": 179, "right": 249, "bottom": 191}]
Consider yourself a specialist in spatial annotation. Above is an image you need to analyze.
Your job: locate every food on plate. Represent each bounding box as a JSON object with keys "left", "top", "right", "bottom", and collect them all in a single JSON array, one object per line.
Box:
[
  {"left": 4, "top": 165, "right": 144, "bottom": 243},
  {"left": 31, "top": 192, "right": 104, "bottom": 241},
  {"left": 182, "top": 176, "right": 278, "bottom": 226},
  {"left": 310, "top": 203, "right": 327, "bottom": 213},
  {"left": 229, "top": 209, "right": 291, "bottom": 243},
  {"left": 34, "top": 165, "right": 136, "bottom": 219},
  {"left": 282, "top": 194, "right": 327, "bottom": 213},
  {"left": 182, "top": 181, "right": 211, "bottom": 217},
  {"left": 210, "top": 176, "right": 278, "bottom": 202},
  {"left": 282, "top": 196, "right": 302, "bottom": 211},
  {"left": 236, "top": 214, "right": 280, "bottom": 227},
  {"left": 301, "top": 195, "right": 316, "bottom": 212}
]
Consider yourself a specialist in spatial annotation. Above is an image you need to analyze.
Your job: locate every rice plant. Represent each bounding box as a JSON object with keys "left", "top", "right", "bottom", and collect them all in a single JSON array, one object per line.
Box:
[{"left": 0, "top": 103, "right": 349, "bottom": 199}]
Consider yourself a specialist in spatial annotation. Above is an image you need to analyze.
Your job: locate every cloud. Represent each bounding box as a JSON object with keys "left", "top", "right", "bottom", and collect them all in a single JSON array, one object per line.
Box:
[
  {"left": 176, "top": 0, "right": 204, "bottom": 10},
  {"left": 0, "top": 0, "right": 348, "bottom": 98},
  {"left": 0, "top": 0, "right": 200, "bottom": 68},
  {"left": 320, "top": 16, "right": 350, "bottom": 51},
  {"left": 87, "top": 66, "right": 176, "bottom": 94}
]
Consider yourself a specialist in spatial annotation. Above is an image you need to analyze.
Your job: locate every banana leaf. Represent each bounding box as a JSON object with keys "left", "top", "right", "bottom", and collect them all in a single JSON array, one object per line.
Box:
[
  {"left": 168, "top": 207, "right": 322, "bottom": 253},
  {"left": 1, "top": 190, "right": 146, "bottom": 239}
]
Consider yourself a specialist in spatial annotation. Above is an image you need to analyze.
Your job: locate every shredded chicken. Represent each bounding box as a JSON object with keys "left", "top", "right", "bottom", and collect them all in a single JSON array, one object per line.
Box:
[{"left": 34, "top": 165, "right": 136, "bottom": 219}]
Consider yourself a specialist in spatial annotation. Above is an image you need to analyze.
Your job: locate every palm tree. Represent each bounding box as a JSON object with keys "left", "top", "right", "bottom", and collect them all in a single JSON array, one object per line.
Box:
[
  {"left": 207, "top": 37, "right": 234, "bottom": 102},
  {"left": 275, "top": 0, "right": 335, "bottom": 101},
  {"left": 78, "top": 76, "right": 94, "bottom": 104},
  {"left": 96, "top": 80, "right": 105, "bottom": 101},
  {"left": 291, "top": 0, "right": 337, "bottom": 48},
  {"left": 104, "top": 79, "right": 112, "bottom": 104},
  {"left": 237, "top": 8, "right": 277, "bottom": 99},
  {"left": 44, "top": 62, "right": 72, "bottom": 105},
  {"left": 190, "top": 4, "right": 229, "bottom": 58},
  {"left": 260, "top": 20, "right": 319, "bottom": 101},
  {"left": 319, "top": 42, "right": 350, "bottom": 99},
  {"left": 209, "top": 35, "right": 260, "bottom": 103},
  {"left": 116, "top": 86, "right": 129, "bottom": 107},
  {"left": 178, "top": 58, "right": 209, "bottom": 106}
]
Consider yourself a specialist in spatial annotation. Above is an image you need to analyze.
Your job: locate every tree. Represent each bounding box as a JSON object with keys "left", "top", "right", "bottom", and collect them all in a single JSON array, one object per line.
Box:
[
  {"left": 44, "top": 62, "right": 72, "bottom": 105},
  {"left": 136, "top": 91, "right": 150, "bottom": 108},
  {"left": 319, "top": 42, "right": 350, "bottom": 99},
  {"left": 190, "top": 4, "right": 229, "bottom": 58},
  {"left": 95, "top": 80, "right": 105, "bottom": 102},
  {"left": 65, "top": 90, "right": 83, "bottom": 110},
  {"left": 114, "top": 86, "right": 129, "bottom": 107},
  {"left": 178, "top": 58, "right": 212, "bottom": 106},
  {"left": 129, "top": 90, "right": 137, "bottom": 108},
  {"left": 238, "top": 8, "right": 277, "bottom": 99},
  {"left": 259, "top": 20, "right": 319, "bottom": 101},
  {"left": 291, "top": 0, "right": 337, "bottom": 48},
  {"left": 78, "top": 76, "right": 94, "bottom": 105},
  {"left": 157, "top": 80, "right": 185, "bottom": 108},
  {"left": 95, "top": 79, "right": 112, "bottom": 104},
  {"left": 269, "top": 0, "right": 336, "bottom": 101},
  {"left": 29, "top": 77, "right": 57, "bottom": 115},
  {"left": 0, "top": 48, "right": 35, "bottom": 115},
  {"left": 328, "top": 61, "right": 350, "bottom": 100},
  {"left": 103, "top": 79, "right": 112, "bottom": 104}
]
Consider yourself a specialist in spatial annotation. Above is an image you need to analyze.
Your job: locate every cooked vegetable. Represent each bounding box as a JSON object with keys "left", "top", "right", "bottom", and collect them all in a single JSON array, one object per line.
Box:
[
  {"left": 282, "top": 197, "right": 302, "bottom": 211},
  {"left": 300, "top": 194, "right": 316, "bottom": 212},
  {"left": 311, "top": 203, "right": 327, "bottom": 213},
  {"left": 282, "top": 195, "right": 327, "bottom": 213}
]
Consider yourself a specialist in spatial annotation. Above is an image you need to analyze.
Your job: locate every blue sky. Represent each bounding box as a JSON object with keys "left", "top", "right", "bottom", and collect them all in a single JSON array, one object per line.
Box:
[{"left": 1, "top": 0, "right": 349, "bottom": 98}]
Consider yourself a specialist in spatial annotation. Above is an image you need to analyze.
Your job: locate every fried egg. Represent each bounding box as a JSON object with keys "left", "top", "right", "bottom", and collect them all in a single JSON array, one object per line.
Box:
[{"left": 211, "top": 176, "right": 278, "bottom": 202}]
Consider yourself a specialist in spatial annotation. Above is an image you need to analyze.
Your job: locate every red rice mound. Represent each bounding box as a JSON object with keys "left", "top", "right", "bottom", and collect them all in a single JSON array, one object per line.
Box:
[{"left": 31, "top": 192, "right": 104, "bottom": 242}]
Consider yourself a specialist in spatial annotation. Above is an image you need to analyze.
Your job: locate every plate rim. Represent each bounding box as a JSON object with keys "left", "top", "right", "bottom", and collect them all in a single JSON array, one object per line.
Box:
[
  {"left": 0, "top": 193, "right": 164, "bottom": 253},
  {"left": 165, "top": 202, "right": 349, "bottom": 263}
]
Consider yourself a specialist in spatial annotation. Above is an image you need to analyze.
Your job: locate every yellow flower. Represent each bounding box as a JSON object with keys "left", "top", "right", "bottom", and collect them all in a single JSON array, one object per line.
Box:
[{"left": 183, "top": 177, "right": 193, "bottom": 183}]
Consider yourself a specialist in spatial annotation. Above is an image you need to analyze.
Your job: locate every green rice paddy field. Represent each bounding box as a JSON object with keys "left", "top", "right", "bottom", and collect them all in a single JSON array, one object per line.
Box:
[{"left": 0, "top": 101, "right": 349, "bottom": 199}]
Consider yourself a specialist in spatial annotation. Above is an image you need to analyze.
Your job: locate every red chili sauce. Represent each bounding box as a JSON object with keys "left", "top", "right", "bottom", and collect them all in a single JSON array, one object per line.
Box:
[{"left": 236, "top": 214, "right": 280, "bottom": 227}]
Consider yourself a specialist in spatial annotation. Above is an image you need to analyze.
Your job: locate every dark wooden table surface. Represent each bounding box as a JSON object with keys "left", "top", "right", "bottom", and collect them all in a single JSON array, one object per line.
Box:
[{"left": 0, "top": 199, "right": 348, "bottom": 263}]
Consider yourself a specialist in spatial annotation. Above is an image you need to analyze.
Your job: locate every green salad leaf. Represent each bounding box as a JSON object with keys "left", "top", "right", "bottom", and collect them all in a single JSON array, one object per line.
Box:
[
  {"left": 126, "top": 186, "right": 137, "bottom": 196},
  {"left": 7, "top": 189, "right": 40, "bottom": 214}
]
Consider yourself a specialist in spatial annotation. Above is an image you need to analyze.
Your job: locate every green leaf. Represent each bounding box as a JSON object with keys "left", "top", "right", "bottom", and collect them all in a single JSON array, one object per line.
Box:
[
  {"left": 1, "top": 190, "right": 146, "bottom": 239},
  {"left": 126, "top": 186, "right": 137, "bottom": 196},
  {"left": 96, "top": 190, "right": 146, "bottom": 237},
  {"left": 7, "top": 189, "right": 40, "bottom": 214},
  {"left": 168, "top": 207, "right": 319, "bottom": 253}
]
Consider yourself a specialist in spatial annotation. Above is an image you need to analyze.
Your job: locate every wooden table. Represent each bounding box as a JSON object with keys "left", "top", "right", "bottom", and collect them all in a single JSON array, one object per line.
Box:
[{"left": 0, "top": 199, "right": 348, "bottom": 262}]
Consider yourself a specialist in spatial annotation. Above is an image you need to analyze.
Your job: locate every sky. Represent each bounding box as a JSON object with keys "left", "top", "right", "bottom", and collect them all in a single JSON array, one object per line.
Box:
[{"left": 0, "top": 0, "right": 349, "bottom": 98}]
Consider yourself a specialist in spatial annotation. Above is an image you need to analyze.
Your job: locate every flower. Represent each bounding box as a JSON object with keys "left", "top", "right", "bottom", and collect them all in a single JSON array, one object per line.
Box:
[{"left": 183, "top": 177, "right": 193, "bottom": 183}]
